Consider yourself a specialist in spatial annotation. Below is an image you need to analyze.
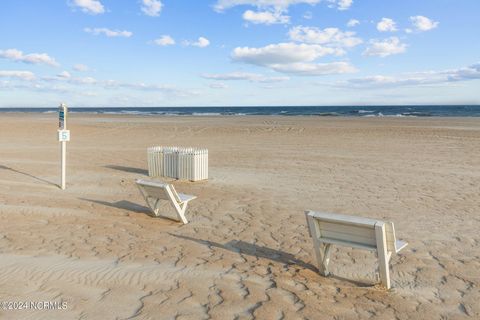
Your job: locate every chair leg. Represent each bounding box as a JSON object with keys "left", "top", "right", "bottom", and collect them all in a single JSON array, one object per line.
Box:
[{"left": 375, "top": 222, "right": 391, "bottom": 289}]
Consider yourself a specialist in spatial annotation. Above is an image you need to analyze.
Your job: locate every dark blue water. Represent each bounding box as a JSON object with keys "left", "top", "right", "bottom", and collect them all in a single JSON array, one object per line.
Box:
[{"left": 0, "top": 106, "right": 479, "bottom": 117}]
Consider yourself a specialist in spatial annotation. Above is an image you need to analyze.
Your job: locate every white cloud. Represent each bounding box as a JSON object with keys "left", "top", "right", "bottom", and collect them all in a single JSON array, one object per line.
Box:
[
  {"left": 71, "top": 0, "right": 105, "bottom": 15},
  {"left": 347, "top": 19, "right": 359, "bottom": 27},
  {"left": 184, "top": 37, "right": 210, "bottom": 48},
  {"left": 0, "top": 69, "right": 202, "bottom": 100},
  {"left": 363, "top": 37, "right": 406, "bottom": 57},
  {"left": 0, "top": 81, "right": 71, "bottom": 94},
  {"left": 243, "top": 9, "right": 290, "bottom": 24},
  {"left": 212, "top": 0, "right": 352, "bottom": 11},
  {"left": 141, "top": 0, "right": 163, "bottom": 17},
  {"left": 268, "top": 61, "right": 356, "bottom": 75},
  {"left": 213, "top": 0, "right": 321, "bottom": 12},
  {"left": 233, "top": 42, "right": 343, "bottom": 65},
  {"left": 446, "top": 62, "right": 480, "bottom": 81},
  {"left": 288, "top": 26, "right": 362, "bottom": 48},
  {"left": 84, "top": 28, "right": 133, "bottom": 38},
  {"left": 377, "top": 18, "right": 397, "bottom": 32},
  {"left": 410, "top": 15, "right": 439, "bottom": 32},
  {"left": 213, "top": 0, "right": 352, "bottom": 26},
  {"left": 303, "top": 11, "right": 313, "bottom": 19},
  {"left": 73, "top": 64, "right": 90, "bottom": 72},
  {"left": 57, "top": 71, "right": 71, "bottom": 79},
  {"left": 42, "top": 73, "right": 97, "bottom": 84},
  {"left": 71, "top": 76, "right": 97, "bottom": 85},
  {"left": 209, "top": 82, "right": 228, "bottom": 89},
  {"left": 0, "top": 70, "right": 36, "bottom": 81},
  {"left": 332, "top": 0, "right": 352, "bottom": 10},
  {"left": 0, "top": 49, "right": 59, "bottom": 67},
  {"left": 202, "top": 71, "right": 289, "bottom": 82},
  {"left": 153, "top": 35, "right": 175, "bottom": 46},
  {"left": 338, "top": 62, "right": 480, "bottom": 88},
  {"left": 32, "top": 74, "right": 197, "bottom": 97},
  {"left": 232, "top": 42, "right": 355, "bottom": 76},
  {"left": 103, "top": 81, "right": 200, "bottom": 97}
]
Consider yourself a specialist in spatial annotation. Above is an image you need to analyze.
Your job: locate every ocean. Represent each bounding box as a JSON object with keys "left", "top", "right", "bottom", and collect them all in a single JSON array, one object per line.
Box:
[{"left": 0, "top": 105, "right": 479, "bottom": 117}]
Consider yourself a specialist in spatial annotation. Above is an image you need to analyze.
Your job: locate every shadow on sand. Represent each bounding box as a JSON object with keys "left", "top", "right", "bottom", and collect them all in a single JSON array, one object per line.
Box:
[
  {"left": 104, "top": 165, "right": 148, "bottom": 175},
  {"left": 171, "top": 234, "right": 374, "bottom": 287},
  {"left": 0, "top": 165, "right": 57, "bottom": 187},
  {"left": 80, "top": 198, "right": 150, "bottom": 214},
  {"left": 171, "top": 234, "right": 318, "bottom": 272}
]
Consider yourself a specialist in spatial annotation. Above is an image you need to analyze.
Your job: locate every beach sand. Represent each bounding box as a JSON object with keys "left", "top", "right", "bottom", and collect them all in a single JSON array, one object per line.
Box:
[{"left": 0, "top": 114, "right": 479, "bottom": 319}]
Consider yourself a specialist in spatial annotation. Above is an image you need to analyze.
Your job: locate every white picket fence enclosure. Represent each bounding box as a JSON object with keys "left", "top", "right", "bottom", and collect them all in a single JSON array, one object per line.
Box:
[{"left": 147, "top": 146, "right": 208, "bottom": 181}]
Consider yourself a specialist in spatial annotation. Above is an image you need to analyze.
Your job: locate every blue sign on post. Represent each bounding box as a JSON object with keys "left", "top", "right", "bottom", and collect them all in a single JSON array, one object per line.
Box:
[{"left": 59, "top": 104, "right": 67, "bottom": 130}]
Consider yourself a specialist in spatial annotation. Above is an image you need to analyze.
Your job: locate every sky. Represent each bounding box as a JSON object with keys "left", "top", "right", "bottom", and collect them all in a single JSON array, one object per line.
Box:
[{"left": 0, "top": 0, "right": 479, "bottom": 108}]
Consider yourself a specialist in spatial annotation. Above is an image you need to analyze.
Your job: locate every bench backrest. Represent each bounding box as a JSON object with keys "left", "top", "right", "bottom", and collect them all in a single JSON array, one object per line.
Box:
[
  {"left": 306, "top": 211, "right": 398, "bottom": 252},
  {"left": 136, "top": 179, "right": 181, "bottom": 203}
]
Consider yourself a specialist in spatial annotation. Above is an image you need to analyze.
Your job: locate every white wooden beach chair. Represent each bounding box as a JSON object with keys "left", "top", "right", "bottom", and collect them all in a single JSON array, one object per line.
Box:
[
  {"left": 305, "top": 210, "right": 408, "bottom": 289},
  {"left": 136, "top": 179, "right": 197, "bottom": 224}
]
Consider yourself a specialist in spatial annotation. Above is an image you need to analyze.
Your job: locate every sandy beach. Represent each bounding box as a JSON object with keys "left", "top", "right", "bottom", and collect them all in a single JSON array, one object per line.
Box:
[{"left": 0, "top": 113, "right": 479, "bottom": 319}]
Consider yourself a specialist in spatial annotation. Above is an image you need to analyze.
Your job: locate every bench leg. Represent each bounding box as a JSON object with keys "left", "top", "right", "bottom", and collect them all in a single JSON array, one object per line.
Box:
[
  {"left": 144, "top": 196, "right": 160, "bottom": 216},
  {"left": 311, "top": 240, "right": 331, "bottom": 276},
  {"left": 306, "top": 212, "right": 332, "bottom": 276},
  {"left": 172, "top": 202, "right": 189, "bottom": 224},
  {"left": 320, "top": 243, "right": 332, "bottom": 276},
  {"left": 152, "top": 199, "right": 161, "bottom": 216},
  {"left": 375, "top": 222, "right": 391, "bottom": 289}
]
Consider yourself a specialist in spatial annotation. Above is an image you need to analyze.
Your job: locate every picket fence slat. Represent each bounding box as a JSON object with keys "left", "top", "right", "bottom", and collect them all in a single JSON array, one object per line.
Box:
[{"left": 147, "top": 146, "right": 208, "bottom": 181}]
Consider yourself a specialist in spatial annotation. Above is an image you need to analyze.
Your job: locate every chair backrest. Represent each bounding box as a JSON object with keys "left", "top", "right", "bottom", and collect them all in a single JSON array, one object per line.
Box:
[
  {"left": 136, "top": 179, "right": 179, "bottom": 203},
  {"left": 306, "top": 211, "right": 393, "bottom": 252}
]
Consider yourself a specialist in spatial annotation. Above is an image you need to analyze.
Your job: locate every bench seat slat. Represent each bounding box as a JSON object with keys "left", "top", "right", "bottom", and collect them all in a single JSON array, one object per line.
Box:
[
  {"left": 142, "top": 185, "right": 171, "bottom": 201},
  {"left": 317, "top": 237, "right": 377, "bottom": 251},
  {"left": 319, "top": 230, "right": 377, "bottom": 246},
  {"left": 307, "top": 211, "right": 378, "bottom": 228},
  {"left": 318, "top": 221, "right": 376, "bottom": 239}
]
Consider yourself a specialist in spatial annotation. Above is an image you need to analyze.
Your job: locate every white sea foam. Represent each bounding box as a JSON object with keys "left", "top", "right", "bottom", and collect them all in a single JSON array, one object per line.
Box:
[{"left": 192, "top": 112, "right": 222, "bottom": 116}]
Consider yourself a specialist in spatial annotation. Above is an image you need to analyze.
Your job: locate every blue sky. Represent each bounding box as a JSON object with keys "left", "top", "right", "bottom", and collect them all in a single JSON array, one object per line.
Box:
[{"left": 0, "top": 0, "right": 479, "bottom": 107}]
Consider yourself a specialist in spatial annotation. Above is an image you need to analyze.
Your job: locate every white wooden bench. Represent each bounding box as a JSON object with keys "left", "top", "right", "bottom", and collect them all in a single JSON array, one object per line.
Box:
[
  {"left": 305, "top": 210, "right": 408, "bottom": 289},
  {"left": 136, "top": 179, "right": 197, "bottom": 224}
]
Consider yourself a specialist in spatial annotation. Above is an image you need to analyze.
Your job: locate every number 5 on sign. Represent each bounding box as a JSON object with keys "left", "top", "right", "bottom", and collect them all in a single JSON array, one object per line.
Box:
[{"left": 58, "top": 130, "right": 70, "bottom": 142}]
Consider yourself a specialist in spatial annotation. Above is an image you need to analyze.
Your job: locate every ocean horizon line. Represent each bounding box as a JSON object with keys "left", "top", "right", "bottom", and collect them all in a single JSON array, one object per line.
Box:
[{"left": 0, "top": 105, "right": 479, "bottom": 117}]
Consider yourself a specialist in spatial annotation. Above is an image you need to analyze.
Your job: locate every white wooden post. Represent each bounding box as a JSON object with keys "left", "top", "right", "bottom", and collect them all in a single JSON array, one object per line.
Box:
[
  {"left": 58, "top": 103, "right": 70, "bottom": 190},
  {"left": 61, "top": 139, "right": 66, "bottom": 189}
]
